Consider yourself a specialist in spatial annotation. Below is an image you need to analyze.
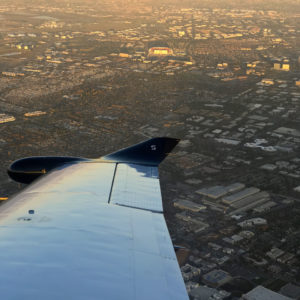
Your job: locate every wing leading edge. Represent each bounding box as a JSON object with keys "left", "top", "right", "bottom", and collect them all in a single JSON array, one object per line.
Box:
[{"left": 0, "top": 137, "right": 188, "bottom": 300}]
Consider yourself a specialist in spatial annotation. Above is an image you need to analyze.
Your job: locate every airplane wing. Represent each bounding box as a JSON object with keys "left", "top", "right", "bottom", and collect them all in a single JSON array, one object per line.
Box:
[{"left": 0, "top": 137, "right": 189, "bottom": 300}]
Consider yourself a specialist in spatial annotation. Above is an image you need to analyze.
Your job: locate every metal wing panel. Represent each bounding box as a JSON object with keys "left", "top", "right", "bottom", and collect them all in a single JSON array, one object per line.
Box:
[
  {"left": 110, "top": 163, "right": 163, "bottom": 212},
  {"left": 0, "top": 201, "right": 135, "bottom": 300},
  {"left": 152, "top": 212, "right": 177, "bottom": 259},
  {"left": 25, "top": 162, "right": 116, "bottom": 200},
  {"left": 132, "top": 212, "right": 188, "bottom": 300},
  {"left": 0, "top": 161, "right": 188, "bottom": 300}
]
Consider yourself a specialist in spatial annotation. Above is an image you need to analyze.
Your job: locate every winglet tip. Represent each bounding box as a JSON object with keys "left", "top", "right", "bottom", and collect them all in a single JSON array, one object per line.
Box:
[{"left": 102, "top": 137, "right": 180, "bottom": 166}]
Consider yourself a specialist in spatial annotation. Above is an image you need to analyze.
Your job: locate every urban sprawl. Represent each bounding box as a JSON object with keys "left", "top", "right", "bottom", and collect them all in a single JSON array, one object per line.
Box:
[{"left": 0, "top": 1, "right": 300, "bottom": 299}]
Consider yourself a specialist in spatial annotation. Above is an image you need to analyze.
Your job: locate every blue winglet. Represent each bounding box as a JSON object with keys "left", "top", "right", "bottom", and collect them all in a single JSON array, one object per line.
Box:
[{"left": 102, "top": 137, "right": 180, "bottom": 166}]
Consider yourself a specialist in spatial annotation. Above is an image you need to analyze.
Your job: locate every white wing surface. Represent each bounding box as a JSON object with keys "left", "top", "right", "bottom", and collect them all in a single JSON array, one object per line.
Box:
[{"left": 0, "top": 138, "right": 188, "bottom": 300}]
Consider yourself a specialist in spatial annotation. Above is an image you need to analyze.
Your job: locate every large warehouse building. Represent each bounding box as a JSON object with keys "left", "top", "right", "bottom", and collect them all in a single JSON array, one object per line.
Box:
[{"left": 148, "top": 47, "right": 174, "bottom": 56}]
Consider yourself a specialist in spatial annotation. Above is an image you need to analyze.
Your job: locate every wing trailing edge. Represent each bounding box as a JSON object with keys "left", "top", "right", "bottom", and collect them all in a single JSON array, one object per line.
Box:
[{"left": 102, "top": 137, "right": 180, "bottom": 166}]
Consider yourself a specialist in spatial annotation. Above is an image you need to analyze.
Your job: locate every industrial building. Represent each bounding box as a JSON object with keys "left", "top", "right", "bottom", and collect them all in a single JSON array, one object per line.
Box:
[
  {"left": 238, "top": 218, "right": 267, "bottom": 228},
  {"left": 174, "top": 200, "right": 207, "bottom": 212},
  {"left": 274, "top": 63, "right": 290, "bottom": 71},
  {"left": 197, "top": 182, "right": 276, "bottom": 216},
  {"left": 228, "top": 194, "right": 270, "bottom": 215},
  {"left": 266, "top": 247, "right": 285, "bottom": 260},
  {"left": 196, "top": 183, "right": 245, "bottom": 200},
  {"left": 0, "top": 114, "right": 15, "bottom": 124},
  {"left": 253, "top": 201, "right": 277, "bottom": 213},
  {"left": 226, "top": 182, "right": 246, "bottom": 193},
  {"left": 239, "top": 231, "right": 255, "bottom": 239},
  {"left": 294, "top": 186, "right": 300, "bottom": 193},
  {"left": 223, "top": 234, "right": 244, "bottom": 245},
  {"left": 175, "top": 212, "right": 209, "bottom": 233},
  {"left": 197, "top": 185, "right": 228, "bottom": 199},
  {"left": 202, "top": 269, "right": 232, "bottom": 288},
  {"left": 222, "top": 187, "right": 260, "bottom": 205},
  {"left": 189, "top": 285, "right": 230, "bottom": 300},
  {"left": 275, "top": 127, "right": 300, "bottom": 137},
  {"left": 230, "top": 191, "right": 269, "bottom": 209},
  {"left": 148, "top": 47, "right": 174, "bottom": 56},
  {"left": 24, "top": 111, "right": 47, "bottom": 117},
  {"left": 242, "top": 285, "right": 293, "bottom": 300},
  {"left": 280, "top": 283, "right": 300, "bottom": 300},
  {"left": 181, "top": 264, "right": 201, "bottom": 282}
]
